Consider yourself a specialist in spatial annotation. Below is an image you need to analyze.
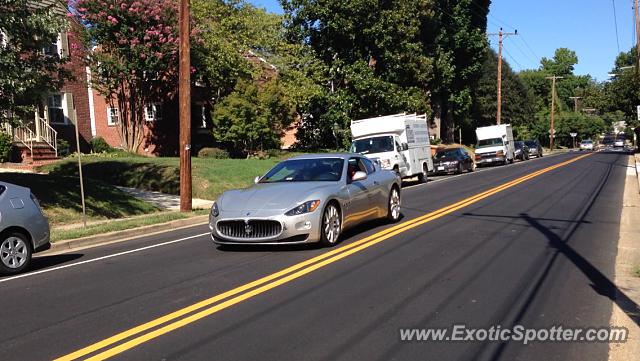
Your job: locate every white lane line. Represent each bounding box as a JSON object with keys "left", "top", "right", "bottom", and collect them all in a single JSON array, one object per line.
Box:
[{"left": 0, "top": 233, "right": 210, "bottom": 285}]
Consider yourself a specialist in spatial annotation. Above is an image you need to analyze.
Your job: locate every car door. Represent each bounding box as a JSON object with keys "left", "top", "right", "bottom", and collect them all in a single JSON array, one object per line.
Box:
[
  {"left": 362, "top": 157, "right": 387, "bottom": 217},
  {"left": 345, "top": 157, "right": 377, "bottom": 226}
]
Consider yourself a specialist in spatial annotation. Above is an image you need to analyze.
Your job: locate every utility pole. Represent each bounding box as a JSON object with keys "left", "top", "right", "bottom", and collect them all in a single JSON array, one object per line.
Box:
[
  {"left": 179, "top": 0, "right": 192, "bottom": 212},
  {"left": 546, "top": 75, "right": 564, "bottom": 151},
  {"left": 488, "top": 28, "right": 517, "bottom": 125},
  {"left": 569, "top": 96, "right": 582, "bottom": 112}
]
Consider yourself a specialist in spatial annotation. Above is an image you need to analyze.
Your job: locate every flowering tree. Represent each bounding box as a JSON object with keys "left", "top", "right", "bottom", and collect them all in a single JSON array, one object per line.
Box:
[{"left": 71, "top": 0, "right": 193, "bottom": 152}]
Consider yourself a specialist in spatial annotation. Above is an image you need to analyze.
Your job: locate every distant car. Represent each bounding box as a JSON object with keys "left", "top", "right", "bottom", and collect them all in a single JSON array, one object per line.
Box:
[
  {"left": 209, "top": 154, "right": 402, "bottom": 246},
  {"left": 514, "top": 141, "right": 530, "bottom": 161},
  {"left": 579, "top": 140, "right": 594, "bottom": 151},
  {"left": 433, "top": 147, "right": 475, "bottom": 174},
  {"left": 0, "top": 182, "right": 50, "bottom": 275},
  {"left": 524, "top": 139, "right": 543, "bottom": 158}
]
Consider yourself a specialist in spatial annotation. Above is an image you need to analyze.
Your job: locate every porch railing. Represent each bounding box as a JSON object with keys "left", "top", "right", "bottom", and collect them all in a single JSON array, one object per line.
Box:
[{"left": 2, "top": 117, "right": 58, "bottom": 158}]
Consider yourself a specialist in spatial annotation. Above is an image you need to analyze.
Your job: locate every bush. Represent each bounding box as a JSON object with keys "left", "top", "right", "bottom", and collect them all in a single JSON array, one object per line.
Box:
[
  {"left": 57, "top": 138, "right": 70, "bottom": 156},
  {"left": 90, "top": 137, "right": 113, "bottom": 153},
  {"left": 197, "top": 147, "right": 229, "bottom": 159},
  {"left": 431, "top": 138, "right": 442, "bottom": 145},
  {"left": 0, "top": 132, "right": 13, "bottom": 162}
]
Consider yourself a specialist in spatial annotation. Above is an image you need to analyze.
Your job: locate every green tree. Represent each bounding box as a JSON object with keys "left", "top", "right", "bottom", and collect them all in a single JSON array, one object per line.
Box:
[
  {"left": 471, "top": 48, "right": 535, "bottom": 140},
  {"left": 0, "top": 0, "right": 70, "bottom": 125},
  {"left": 603, "top": 48, "right": 639, "bottom": 131},
  {"left": 212, "top": 79, "right": 295, "bottom": 154}
]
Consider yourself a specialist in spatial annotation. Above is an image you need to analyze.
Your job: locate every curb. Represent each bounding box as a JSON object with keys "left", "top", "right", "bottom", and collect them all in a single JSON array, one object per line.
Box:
[{"left": 47, "top": 215, "right": 209, "bottom": 253}]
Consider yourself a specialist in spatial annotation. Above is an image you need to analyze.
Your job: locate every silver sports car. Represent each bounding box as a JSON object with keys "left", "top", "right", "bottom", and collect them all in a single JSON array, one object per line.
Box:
[{"left": 209, "top": 153, "right": 402, "bottom": 246}]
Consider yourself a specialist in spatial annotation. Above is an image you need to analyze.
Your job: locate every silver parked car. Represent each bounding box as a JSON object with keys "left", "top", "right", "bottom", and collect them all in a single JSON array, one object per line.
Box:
[
  {"left": 0, "top": 181, "right": 50, "bottom": 275},
  {"left": 209, "top": 154, "right": 402, "bottom": 246}
]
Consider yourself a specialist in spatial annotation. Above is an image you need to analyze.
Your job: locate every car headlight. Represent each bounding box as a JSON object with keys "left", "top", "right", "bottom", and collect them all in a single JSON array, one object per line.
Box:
[
  {"left": 285, "top": 200, "right": 321, "bottom": 216},
  {"left": 211, "top": 202, "right": 219, "bottom": 217},
  {"left": 445, "top": 160, "right": 459, "bottom": 165},
  {"left": 496, "top": 150, "right": 504, "bottom": 157}
]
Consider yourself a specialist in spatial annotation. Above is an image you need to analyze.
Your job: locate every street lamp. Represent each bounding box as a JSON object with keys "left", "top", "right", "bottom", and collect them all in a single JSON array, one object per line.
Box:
[{"left": 332, "top": 122, "right": 341, "bottom": 151}]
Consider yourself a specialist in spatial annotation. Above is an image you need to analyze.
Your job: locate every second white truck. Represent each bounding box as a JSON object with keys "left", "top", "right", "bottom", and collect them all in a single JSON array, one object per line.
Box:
[
  {"left": 350, "top": 113, "right": 434, "bottom": 182},
  {"left": 474, "top": 124, "right": 515, "bottom": 166}
]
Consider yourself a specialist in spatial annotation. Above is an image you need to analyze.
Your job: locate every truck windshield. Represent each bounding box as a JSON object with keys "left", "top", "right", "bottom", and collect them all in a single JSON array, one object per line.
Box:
[
  {"left": 477, "top": 138, "right": 503, "bottom": 148},
  {"left": 350, "top": 136, "right": 395, "bottom": 154}
]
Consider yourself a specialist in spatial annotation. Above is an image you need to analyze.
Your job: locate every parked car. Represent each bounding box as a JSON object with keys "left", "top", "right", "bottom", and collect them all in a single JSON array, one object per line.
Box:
[
  {"left": 524, "top": 139, "right": 543, "bottom": 158},
  {"left": 514, "top": 141, "right": 530, "bottom": 161},
  {"left": 614, "top": 137, "right": 625, "bottom": 147},
  {"left": 579, "top": 139, "right": 594, "bottom": 151},
  {"left": 433, "top": 147, "right": 475, "bottom": 174},
  {"left": 209, "top": 154, "right": 402, "bottom": 247},
  {"left": 0, "top": 182, "right": 50, "bottom": 275}
]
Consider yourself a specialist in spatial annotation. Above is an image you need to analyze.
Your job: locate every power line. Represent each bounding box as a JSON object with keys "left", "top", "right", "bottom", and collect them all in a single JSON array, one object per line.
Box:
[
  {"left": 470, "top": 1, "right": 517, "bottom": 31},
  {"left": 503, "top": 46, "right": 524, "bottom": 70},
  {"left": 612, "top": 0, "right": 621, "bottom": 53},
  {"left": 505, "top": 37, "right": 538, "bottom": 69},
  {"left": 519, "top": 36, "right": 541, "bottom": 63}
]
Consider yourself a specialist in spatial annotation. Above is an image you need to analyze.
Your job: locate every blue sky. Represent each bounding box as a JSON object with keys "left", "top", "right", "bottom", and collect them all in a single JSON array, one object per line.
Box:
[{"left": 248, "top": 0, "right": 637, "bottom": 81}]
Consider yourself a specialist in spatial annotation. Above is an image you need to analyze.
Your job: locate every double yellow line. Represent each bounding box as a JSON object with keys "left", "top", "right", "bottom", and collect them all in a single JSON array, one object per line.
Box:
[{"left": 56, "top": 152, "right": 593, "bottom": 361}]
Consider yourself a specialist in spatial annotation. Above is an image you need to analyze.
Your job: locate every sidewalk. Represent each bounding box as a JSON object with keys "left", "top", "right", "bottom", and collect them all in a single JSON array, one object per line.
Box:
[
  {"left": 116, "top": 186, "right": 214, "bottom": 211},
  {"left": 608, "top": 153, "right": 640, "bottom": 360}
]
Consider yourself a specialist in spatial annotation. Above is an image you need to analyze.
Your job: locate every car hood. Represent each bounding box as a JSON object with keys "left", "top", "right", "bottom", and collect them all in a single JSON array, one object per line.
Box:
[{"left": 217, "top": 182, "right": 338, "bottom": 214}]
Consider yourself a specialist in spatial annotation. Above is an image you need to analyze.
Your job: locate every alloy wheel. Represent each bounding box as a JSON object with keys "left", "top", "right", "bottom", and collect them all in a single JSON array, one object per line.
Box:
[
  {"left": 1, "top": 236, "right": 29, "bottom": 270},
  {"left": 323, "top": 204, "right": 341, "bottom": 245}
]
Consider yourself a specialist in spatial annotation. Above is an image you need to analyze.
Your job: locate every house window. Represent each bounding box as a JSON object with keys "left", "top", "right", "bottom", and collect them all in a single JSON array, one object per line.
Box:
[
  {"left": 145, "top": 103, "right": 162, "bottom": 122},
  {"left": 48, "top": 94, "right": 65, "bottom": 124},
  {"left": 43, "top": 34, "right": 61, "bottom": 57},
  {"left": 107, "top": 107, "right": 119, "bottom": 126}
]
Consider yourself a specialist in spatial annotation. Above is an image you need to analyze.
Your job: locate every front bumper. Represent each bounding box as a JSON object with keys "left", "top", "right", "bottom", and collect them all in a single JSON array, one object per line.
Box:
[
  {"left": 209, "top": 210, "right": 323, "bottom": 245},
  {"left": 475, "top": 156, "right": 506, "bottom": 165}
]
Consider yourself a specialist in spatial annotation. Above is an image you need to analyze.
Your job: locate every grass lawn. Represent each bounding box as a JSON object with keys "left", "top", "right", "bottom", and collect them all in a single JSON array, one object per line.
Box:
[
  {"left": 51, "top": 209, "right": 208, "bottom": 242},
  {"left": 0, "top": 172, "right": 159, "bottom": 226},
  {"left": 40, "top": 152, "right": 303, "bottom": 201}
]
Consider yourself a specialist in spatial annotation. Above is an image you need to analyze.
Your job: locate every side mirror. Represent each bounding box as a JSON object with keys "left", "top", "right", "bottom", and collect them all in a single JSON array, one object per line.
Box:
[
  {"left": 254, "top": 176, "right": 261, "bottom": 184},
  {"left": 351, "top": 171, "right": 367, "bottom": 182},
  {"left": 402, "top": 143, "right": 409, "bottom": 151}
]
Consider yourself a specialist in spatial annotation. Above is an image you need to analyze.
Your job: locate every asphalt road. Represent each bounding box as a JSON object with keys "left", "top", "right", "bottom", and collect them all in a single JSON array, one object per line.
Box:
[{"left": 0, "top": 150, "right": 634, "bottom": 361}]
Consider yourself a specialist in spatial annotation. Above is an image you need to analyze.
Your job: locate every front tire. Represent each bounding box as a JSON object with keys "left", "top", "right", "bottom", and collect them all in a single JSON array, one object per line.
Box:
[
  {"left": 469, "top": 161, "right": 476, "bottom": 172},
  {"left": 387, "top": 187, "right": 401, "bottom": 222},
  {"left": 320, "top": 203, "right": 341, "bottom": 247},
  {"left": 0, "top": 232, "right": 32, "bottom": 275}
]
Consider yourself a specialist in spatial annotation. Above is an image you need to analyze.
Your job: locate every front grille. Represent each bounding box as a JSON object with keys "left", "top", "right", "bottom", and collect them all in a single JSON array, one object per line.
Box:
[
  {"left": 217, "top": 220, "right": 282, "bottom": 239},
  {"left": 480, "top": 152, "right": 497, "bottom": 159}
]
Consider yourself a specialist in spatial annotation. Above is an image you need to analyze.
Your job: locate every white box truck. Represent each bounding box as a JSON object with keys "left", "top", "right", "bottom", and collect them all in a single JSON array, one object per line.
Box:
[
  {"left": 350, "top": 113, "right": 434, "bottom": 182},
  {"left": 474, "top": 124, "right": 515, "bottom": 166}
]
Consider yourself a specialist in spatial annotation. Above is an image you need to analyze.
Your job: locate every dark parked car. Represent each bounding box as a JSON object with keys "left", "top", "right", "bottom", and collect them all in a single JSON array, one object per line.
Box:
[
  {"left": 514, "top": 141, "right": 530, "bottom": 161},
  {"left": 524, "top": 139, "right": 543, "bottom": 158},
  {"left": 0, "top": 182, "right": 50, "bottom": 275},
  {"left": 433, "top": 147, "right": 475, "bottom": 174}
]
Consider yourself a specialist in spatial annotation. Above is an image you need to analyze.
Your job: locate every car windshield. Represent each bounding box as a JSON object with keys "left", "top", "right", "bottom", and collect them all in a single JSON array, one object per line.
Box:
[
  {"left": 514, "top": 141, "right": 524, "bottom": 149},
  {"left": 477, "top": 138, "right": 503, "bottom": 148},
  {"left": 350, "top": 136, "right": 394, "bottom": 154},
  {"left": 259, "top": 158, "right": 344, "bottom": 183},
  {"left": 581, "top": 140, "right": 592, "bottom": 144},
  {"left": 435, "top": 149, "right": 459, "bottom": 159},
  {"left": 524, "top": 140, "right": 537, "bottom": 147}
]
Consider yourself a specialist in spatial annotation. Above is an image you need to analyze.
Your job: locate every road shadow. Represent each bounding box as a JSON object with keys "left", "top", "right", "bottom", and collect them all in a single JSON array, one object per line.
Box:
[
  {"left": 464, "top": 152, "right": 639, "bottom": 360},
  {"left": 0, "top": 253, "right": 84, "bottom": 278}
]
